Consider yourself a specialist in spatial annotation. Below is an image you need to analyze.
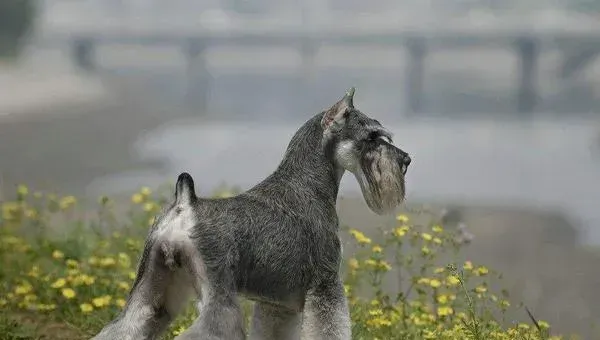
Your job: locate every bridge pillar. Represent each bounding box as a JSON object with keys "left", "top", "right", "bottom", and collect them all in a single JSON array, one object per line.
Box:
[
  {"left": 71, "top": 38, "right": 95, "bottom": 72},
  {"left": 184, "top": 38, "right": 210, "bottom": 113},
  {"left": 515, "top": 37, "right": 539, "bottom": 114},
  {"left": 404, "top": 37, "right": 427, "bottom": 114}
]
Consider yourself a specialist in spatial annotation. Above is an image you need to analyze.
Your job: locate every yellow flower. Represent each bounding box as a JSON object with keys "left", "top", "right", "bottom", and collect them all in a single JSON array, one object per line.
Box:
[
  {"left": 115, "top": 298, "right": 127, "bottom": 308},
  {"left": 17, "top": 184, "right": 29, "bottom": 196},
  {"left": 437, "top": 294, "right": 448, "bottom": 304},
  {"left": 51, "top": 278, "right": 67, "bottom": 289},
  {"left": 348, "top": 258, "right": 359, "bottom": 270},
  {"left": 349, "top": 229, "right": 371, "bottom": 245},
  {"left": 433, "top": 267, "right": 445, "bottom": 274},
  {"left": 52, "top": 250, "right": 65, "bottom": 260},
  {"left": 372, "top": 245, "right": 383, "bottom": 253},
  {"left": 396, "top": 214, "right": 409, "bottom": 223},
  {"left": 72, "top": 274, "right": 94, "bottom": 286},
  {"left": 140, "top": 187, "right": 152, "bottom": 197},
  {"left": 66, "top": 259, "right": 79, "bottom": 269},
  {"left": 475, "top": 285, "right": 487, "bottom": 294},
  {"left": 432, "top": 225, "right": 443, "bottom": 233},
  {"left": 172, "top": 325, "right": 186, "bottom": 336},
  {"left": 429, "top": 279, "right": 441, "bottom": 288},
  {"left": 118, "top": 253, "right": 131, "bottom": 268},
  {"left": 421, "top": 246, "right": 431, "bottom": 255},
  {"left": 2, "top": 202, "right": 21, "bottom": 220},
  {"left": 14, "top": 283, "right": 32, "bottom": 295},
  {"left": 378, "top": 261, "right": 392, "bottom": 272},
  {"left": 61, "top": 288, "right": 76, "bottom": 299},
  {"left": 463, "top": 261, "right": 473, "bottom": 271},
  {"left": 369, "top": 309, "right": 383, "bottom": 316},
  {"left": 80, "top": 303, "right": 94, "bottom": 313},
  {"left": 433, "top": 237, "right": 442, "bottom": 245},
  {"left": 421, "top": 233, "right": 433, "bottom": 241},
  {"left": 128, "top": 271, "right": 137, "bottom": 280},
  {"left": 82, "top": 275, "right": 96, "bottom": 285},
  {"left": 118, "top": 281, "right": 130, "bottom": 291},
  {"left": 393, "top": 226, "right": 408, "bottom": 238},
  {"left": 38, "top": 303, "right": 57, "bottom": 311},
  {"left": 216, "top": 190, "right": 234, "bottom": 198},
  {"left": 131, "top": 193, "right": 144, "bottom": 204},
  {"left": 446, "top": 275, "right": 460, "bottom": 287},
  {"left": 59, "top": 196, "right": 77, "bottom": 210},
  {"left": 92, "top": 295, "right": 112, "bottom": 308},
  {"left": 538, "top": 320, "right": 550, "bottom": 329},
  {"left": 476, "top": 266, "right": 489, "bottom": 276},
  {"left": 366, "top": 316, "right": 392, "bottom": 328},
  {"left": 417, "top": 277, "right": 430, "bottom": 285},
  {"left": 143, "top": 202, "right": 156, "bottom": 212},
  {"left": 99, "top": 257, "right": 116, "bottom": 267},
  {"left": 437, "top": 306, "right": 454, "bottom": 316}
]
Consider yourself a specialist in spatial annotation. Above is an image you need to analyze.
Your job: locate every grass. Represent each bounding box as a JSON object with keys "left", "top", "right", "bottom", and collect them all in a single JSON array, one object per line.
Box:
[{"left": 0, "top": 184, "right": 580, "bottom": 340}]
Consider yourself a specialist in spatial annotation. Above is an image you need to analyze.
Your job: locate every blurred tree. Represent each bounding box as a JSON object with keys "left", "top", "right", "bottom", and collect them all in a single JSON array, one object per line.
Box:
[{"left": 0, "top": 0, "right": 37, "bottom": 59}]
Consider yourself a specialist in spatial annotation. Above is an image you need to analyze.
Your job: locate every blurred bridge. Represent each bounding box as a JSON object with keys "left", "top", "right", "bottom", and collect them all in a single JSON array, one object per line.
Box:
[{"left": 34, "top": 15, "right": 600, "bottom": 115}]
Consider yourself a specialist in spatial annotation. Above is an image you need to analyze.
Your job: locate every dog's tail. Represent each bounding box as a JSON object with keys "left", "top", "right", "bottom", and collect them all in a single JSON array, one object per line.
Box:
[{"left": 175, "top": 172, "right": 197, "bottom": 205}]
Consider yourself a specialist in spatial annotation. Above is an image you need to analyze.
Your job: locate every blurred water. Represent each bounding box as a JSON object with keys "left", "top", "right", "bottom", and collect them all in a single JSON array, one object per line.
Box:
[{"left": 81, "top": 68, "right": 600, "bottom": 245}]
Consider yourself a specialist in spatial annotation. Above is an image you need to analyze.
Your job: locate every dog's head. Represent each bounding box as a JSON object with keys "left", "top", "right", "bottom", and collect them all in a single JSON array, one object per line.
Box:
[{"left": 321, "top": 88, "right": 411, "bottom": 215}]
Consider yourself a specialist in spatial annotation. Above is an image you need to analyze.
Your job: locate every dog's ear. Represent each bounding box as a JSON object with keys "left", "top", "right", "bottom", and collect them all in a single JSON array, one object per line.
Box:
[
  {"left": 321, "top": 87, "right": 355, "bottom": 130},
  {"left": 175, "top": 172, "right": 196, "bottom": 205}
]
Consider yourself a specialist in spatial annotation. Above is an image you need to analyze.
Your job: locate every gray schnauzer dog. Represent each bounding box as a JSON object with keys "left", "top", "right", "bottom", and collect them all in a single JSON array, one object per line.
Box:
[{"left": 91, "top": 88, "right": 411, "bottom": 340}]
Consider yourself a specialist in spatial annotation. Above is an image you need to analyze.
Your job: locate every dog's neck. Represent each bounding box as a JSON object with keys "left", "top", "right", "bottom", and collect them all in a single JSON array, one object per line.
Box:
[{"left": 247, "top": 113, "right": 343, "bottom": 210}]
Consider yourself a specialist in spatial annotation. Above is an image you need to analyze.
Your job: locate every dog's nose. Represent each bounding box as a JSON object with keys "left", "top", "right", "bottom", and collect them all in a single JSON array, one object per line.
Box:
[{"left": 403, "top": 155, "right": 411, "bottom": 166}]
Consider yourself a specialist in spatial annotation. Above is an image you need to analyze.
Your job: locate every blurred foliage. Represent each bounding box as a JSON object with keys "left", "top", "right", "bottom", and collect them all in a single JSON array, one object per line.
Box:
[
  {"left": 0, "top": 184, "right": 579, "bottom": 339},
  {"left": 0, "top": 0, "right": 36, "bottom": 59}
]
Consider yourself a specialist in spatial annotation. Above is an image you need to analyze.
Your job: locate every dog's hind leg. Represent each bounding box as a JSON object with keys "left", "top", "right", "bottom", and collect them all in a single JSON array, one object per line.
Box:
[
  {"left": 249, "top": 302, "right": 302, "bottom": 340},
  {"left": 173, "top": 265, "right": 246, "bottom": 340},
  {"left": 91, "top": 238, "right": 195, "bottom": 340}
]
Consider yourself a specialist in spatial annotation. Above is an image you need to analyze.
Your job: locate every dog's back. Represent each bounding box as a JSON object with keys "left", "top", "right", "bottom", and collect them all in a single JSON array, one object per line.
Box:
[{"left": 189, "top": 193, "right": 340, "bottom": 310}]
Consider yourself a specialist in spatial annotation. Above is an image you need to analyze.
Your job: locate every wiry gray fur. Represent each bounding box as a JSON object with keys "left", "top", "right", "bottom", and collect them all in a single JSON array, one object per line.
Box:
[{"left": 91, "top": 88, "right": 411, "bottom": 340}]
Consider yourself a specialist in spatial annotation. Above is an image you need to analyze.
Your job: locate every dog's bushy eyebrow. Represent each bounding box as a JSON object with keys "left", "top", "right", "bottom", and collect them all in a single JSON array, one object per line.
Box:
[{"left": 368, "top": 128, "right": 393, "bottom": 142}]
